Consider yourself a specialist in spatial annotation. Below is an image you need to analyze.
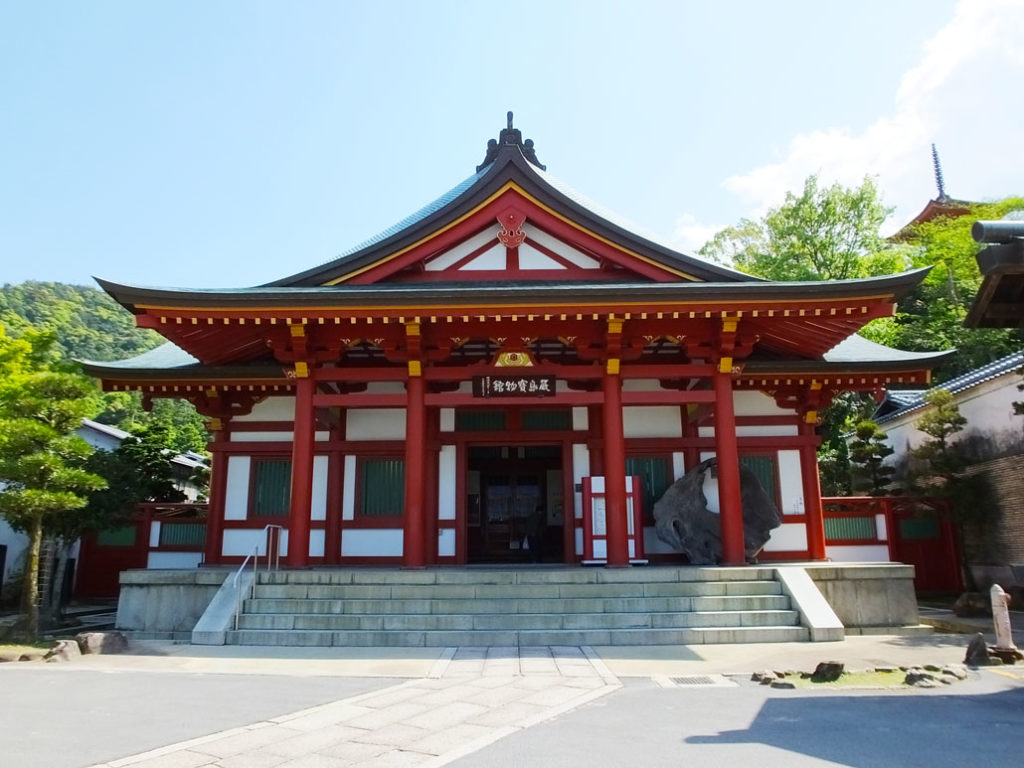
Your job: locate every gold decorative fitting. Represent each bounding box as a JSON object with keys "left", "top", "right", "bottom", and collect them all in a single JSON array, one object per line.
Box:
[
  {"left": 721, "top": 318, "right": 738, "bottom": 333},
  {"left": 294, "top": 361, "right": 309, "bottom": 378},
  {"left": 494, "top": 351, "right": 534, "bottom": 367},
  {"left": 208, "top": 417, "right": 223, "bottom": 432},
  {"left": 607, "top": 358, "right": 620, "bottom": 375},
  {"left": 810, "top": 381, "right": 823, "bottom": 391},
  {"left": 408, "top": 360, "right": 422, "bottom": 377},
  {"left": 205, "top": 387, "right": 218, "bottom": 398},
  {"left": 607, "top": 319, "right": 624, "bottom": 335},
  {"left": 718, "top": 357, "right": 733, "bottom": 373},
  {"left": 804, "top": 410, "right": 818, "bottom": 424},
  {"left": 289, "top": 324, "right": 305, "bottom": 337},
  {"left": 405, "top": 322, "right": 420, "bottom": 337}
]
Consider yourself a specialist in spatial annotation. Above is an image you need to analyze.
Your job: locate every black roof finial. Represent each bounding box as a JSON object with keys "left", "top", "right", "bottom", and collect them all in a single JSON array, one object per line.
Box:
[
  {"left": 476, "top": 112, "right": 546, "bottom": 172},
  {"left": 931, "top": 143, "right": 948, "bottom": 201}
]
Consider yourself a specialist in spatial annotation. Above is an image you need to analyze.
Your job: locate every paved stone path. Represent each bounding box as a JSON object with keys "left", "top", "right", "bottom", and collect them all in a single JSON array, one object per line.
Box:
[{"left": 84, "top": 646, "right": 621, "bottom": 768}]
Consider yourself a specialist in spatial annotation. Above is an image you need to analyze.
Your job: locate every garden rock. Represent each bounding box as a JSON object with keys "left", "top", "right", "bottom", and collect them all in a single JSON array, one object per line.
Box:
[
  {"left": 76, "top": 631, "right": 128, "bottom": 655},
  {"left": 44, "top": 639, "right": 81, "bottom": 663}
]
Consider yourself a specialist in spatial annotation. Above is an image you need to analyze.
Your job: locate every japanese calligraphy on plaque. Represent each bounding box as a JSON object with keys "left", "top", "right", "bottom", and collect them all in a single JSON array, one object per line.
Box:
[{"left": 472, "top": 375, "right": 556, "bottom": 398}]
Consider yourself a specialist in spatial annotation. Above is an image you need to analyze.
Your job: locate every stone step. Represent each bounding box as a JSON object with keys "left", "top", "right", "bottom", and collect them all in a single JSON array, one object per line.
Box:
[
  {"left": 226, "top": 624, "right": 810, "bottom": 648},
  {"left": 243, "top": 593, "right": 791, "bottom": 615},
  {"left": 251, "top": 580, "right": 782, "bottom": 601},
  {"left": 236, "top": 609, "right": 802, "bottom": 632},
  {"left": 254, "top": 566, "right": 778, "bottom": 587}
]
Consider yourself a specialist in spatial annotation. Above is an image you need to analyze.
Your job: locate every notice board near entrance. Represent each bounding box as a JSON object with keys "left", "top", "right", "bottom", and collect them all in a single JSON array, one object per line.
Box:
[{"left": 581, "top": 476, "right": 646, "bottom": 564}]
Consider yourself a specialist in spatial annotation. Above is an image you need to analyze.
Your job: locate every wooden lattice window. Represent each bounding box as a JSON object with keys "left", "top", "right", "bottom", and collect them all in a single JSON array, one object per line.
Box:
[
  {"left": 359, "top": 457, "right": 405, "bottom": 517},
  {"left": 251, "top": 458, "right": 291, "bottom": 518}
]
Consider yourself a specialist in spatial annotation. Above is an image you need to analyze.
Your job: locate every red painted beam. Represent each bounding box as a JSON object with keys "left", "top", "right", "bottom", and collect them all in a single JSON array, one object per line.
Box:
[
  {"left": 403, "top": 374, "right": 426, "bottom": 568},
  {"left": 603, "top": 368, "right": 630, "bottom": 567},
  {"left": 713, "top": 371, "right": 746, "bottom": 566},
  {"left": 287, "top": 376, "right": 316, "bottom": 567}
]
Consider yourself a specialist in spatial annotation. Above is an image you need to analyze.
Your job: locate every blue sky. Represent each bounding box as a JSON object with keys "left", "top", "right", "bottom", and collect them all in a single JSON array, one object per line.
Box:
[{"left": 2, "top": 0, "right": 1022, "bottom": 289}]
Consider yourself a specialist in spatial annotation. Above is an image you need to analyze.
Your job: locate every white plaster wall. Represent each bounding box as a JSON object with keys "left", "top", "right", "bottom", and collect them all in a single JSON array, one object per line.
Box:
[
  {"left": 672, "top": 452, "right": 686, "bottom": 479},
  {"left": 698, "top": 425, "right": 798, "bottom": 437},
  {"left": 623, "top": 406, "right": 682, "bottom": 438},
  {"left": 826, "top": 544, "right": 891, "bottom": 562},
  {"left": 147, "top": 551, "right": 203, "bottom": 569},
  {"left": 734, "top": 390, "right": 791, "bottom": 416},
  {"left": 311, "top": 456, "right": 328, "bottom": 521},
  {"left": 572, "top": 407, "right": 588, "bottom": 431},
  {"left": 518, "top": 243, "right": 562, "bottom": 269},
  {"left": 440, "top": 408, "right": 455, "bottom": 432},
  {"left": 342, "top": 455, "right": 356, "bottom": 520},
  {"left": 346, "top": 409, "right": 406, "bottom": 440},
  {"left": 425, "top": 228, "right": 497, "bottom": 271},
  {"left": 222, "top": 528, "right": 288, "bottom": 557},
  {"left": 341, "top": 529, "right": 403, "bottom": 557},
  {"left": 438, "top": 529, "right": 456, "bottom": 557},
  {"left": 762, "top": 523, "right": 808, "bottom": 551},
  {"left": 883, "top": 374, "right": 1024, "bottom": 459},
  {"left": 438, "top": 446, "right": 456, "bottom": 520},
  {"left": 572, "top": 444, "right": 589, "bottom": 555},
  {"left": 234, "top": 397, "right": 295, "bottom": 422},
  {"left": 310, "top": 529, "right": 325, "bottom": 558},
  {"left": 224, "top": 456, "right": 251, "bottom": 520},
  {"left": 460, "top": 244, "right": 506, "bottom": 270},
  {"left": 523, "top": 224, "right": 600, "bottom": 268},
  {"left": 777, "top": 450, "right": 804, "bottom": 516},
  {"left": 230, "top": 431, "right": 329, "bottom": 442}
]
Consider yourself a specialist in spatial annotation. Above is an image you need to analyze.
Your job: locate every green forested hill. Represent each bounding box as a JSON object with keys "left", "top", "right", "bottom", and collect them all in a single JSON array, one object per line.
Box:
[
  {"left": 0, "top": 281, "right": 208, "bottom": 453},
  {"left": 0, "top": 281, "right": 162, "bottom": 361}
]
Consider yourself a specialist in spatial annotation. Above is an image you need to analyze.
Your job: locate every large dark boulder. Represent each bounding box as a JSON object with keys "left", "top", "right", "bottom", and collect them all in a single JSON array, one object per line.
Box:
[{"left": 653, "top": 457, "right": 782, "bottom": 564}]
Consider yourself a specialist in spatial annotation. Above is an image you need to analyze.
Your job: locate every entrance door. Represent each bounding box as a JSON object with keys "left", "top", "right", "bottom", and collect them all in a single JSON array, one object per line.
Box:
[{"left": 467, "top": 446, "right": 563, "bottom": 563}]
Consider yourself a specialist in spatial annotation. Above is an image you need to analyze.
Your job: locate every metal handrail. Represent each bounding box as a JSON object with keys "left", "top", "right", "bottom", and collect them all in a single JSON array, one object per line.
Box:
[
  {"left": 232, "top": 546, "right": 259, "bottom": 631},
  {"left": 232, "top": 524, "right": 285, "bottom": 631}
]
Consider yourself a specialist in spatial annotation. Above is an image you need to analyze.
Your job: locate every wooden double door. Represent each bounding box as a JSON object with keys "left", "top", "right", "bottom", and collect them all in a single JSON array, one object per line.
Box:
[{"left": 467, "top": 446, "right": 562, "bottom": 563}]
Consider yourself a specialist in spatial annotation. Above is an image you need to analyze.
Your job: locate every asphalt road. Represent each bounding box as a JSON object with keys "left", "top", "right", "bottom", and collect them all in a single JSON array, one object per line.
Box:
[
  {"left": 0, "top": 666, "right": 399, "bottom": 768},
  {"left": 449, "top": 673, "right": 1024, "bottom": 768}
]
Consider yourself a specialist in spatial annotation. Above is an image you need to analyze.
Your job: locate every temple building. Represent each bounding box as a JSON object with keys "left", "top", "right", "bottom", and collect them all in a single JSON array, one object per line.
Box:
[{"left": 85, "top": 116, "right": 948, "bottom": 571}]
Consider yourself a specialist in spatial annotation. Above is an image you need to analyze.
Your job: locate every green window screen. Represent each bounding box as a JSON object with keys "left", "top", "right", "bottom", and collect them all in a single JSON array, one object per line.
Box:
[
  {"left": 899, "top": 516, "right": 941, "bottom": 540},
  {"left": 253, "top": 459, "right": 291, "bottom": 517},
  {"left": 521, "top": 409, "right": 572, "bottom": 431},
  {"left": 824, "top": 517, "right": 877, "bottom": 541},
  {"left": 455, "top": 410, "right": 506, "bottom": 431},
  {"left": 361, "top": 458, "right": 405, "bottom": 516},
  {"left": 739, "top": 455, "right": 778, "bottom": 504},
  {"left": 625, "top": 456, "right": 673, "bottom": 523},
  {"left": 97, "top": 526, "right": 136, "bottom": 547},
  {"left": 159, "top": 522, "right": 207, "bottom": 547}
]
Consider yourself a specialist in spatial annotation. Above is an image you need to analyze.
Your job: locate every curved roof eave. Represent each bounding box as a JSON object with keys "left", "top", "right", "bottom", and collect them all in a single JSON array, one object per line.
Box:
[
  {"left": 265, "top": 146, "right": 753, "bottom": 287},
  {"left": 94, "top": 267, "right": 933, "bottom": 313}
]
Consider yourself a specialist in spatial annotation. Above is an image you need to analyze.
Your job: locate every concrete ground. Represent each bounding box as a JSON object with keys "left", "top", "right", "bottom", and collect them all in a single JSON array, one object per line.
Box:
[{"left": 2, "top": 610, "right": 1021, "bottom": 768}]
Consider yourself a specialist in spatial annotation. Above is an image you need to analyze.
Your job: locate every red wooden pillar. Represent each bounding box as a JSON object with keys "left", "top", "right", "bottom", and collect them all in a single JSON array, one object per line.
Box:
[
  {"left": 403, "top": 357, "right": 427, "bottom": 568},
  {"left": 203, "top": 422, "right": 229, "bottom": 566},
  {"left": 713, "top": 370, "right": 745, "bottom": 565},
  {"left": 287, "top": 375, "right": 315, "bottom": 567},
  {"left": 603, "top": 359, "right": 629, "bottom": 567},
  {"left": 800, "top": 420, "right": 827, "bottom": 560}
]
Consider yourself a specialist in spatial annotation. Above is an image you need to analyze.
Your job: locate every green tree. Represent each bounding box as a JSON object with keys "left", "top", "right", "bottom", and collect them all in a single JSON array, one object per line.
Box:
[
  {"left": 908, "top": 389, "right": 986, "bottom": 591},
  {"left": 861, "top": 197, "right": 1024, "bottom": 381},
  {"left": 848, "top": 421, "right": 895, "bottom": 496},
  {"left": 699, "top": 175, "right": 901, "bottom": 281},
  {"left": 0, "top": 328, "right": 106, "bottom": 637}
]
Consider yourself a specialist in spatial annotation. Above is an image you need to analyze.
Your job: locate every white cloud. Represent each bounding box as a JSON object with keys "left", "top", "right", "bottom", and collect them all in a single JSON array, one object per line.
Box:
[
  {"left": 677, "top": 0, "right": 1024, "bottom": 248},
  {"left": 671, "top": 212, "right": 726, "bottom": 255}
]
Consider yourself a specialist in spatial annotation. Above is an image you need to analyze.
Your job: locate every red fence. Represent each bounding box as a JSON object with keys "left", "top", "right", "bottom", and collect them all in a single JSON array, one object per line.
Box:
[
  {"left": 821, "top": 496, "right": 962, "bottom": 592},
  {"left": 75, "top": 503, "right": 208, "bottom": 598}
]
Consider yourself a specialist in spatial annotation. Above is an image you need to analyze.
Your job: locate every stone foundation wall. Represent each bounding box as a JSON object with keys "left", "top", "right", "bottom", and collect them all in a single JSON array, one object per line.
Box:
[
  {"left": 805, "top": 563, "right": 918, "bottom": 627},
  {"left": 116, "top": 569, "right": 229, "bottom": 634}
]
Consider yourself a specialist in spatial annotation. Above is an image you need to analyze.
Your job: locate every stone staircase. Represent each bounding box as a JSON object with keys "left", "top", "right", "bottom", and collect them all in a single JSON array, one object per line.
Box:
[{"left": 226, "top": 566, "right": 810, "bottom": 647}]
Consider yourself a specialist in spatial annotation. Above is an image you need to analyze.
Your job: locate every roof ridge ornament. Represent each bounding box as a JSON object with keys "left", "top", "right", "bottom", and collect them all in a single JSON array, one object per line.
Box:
[
  {"left": 931, "top": 143, "right": 948, "bottom": 201},
  {"left": 476, "top": 111, "right": 546, "bottom": 172}
]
